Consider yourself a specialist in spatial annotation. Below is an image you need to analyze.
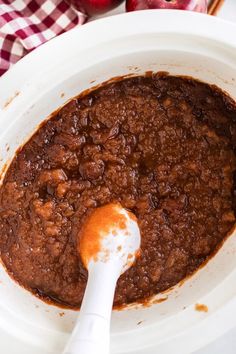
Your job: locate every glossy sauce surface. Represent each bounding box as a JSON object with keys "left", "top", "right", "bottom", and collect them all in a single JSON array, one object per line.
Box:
[{"left": 0, "top": 74, "right": 236, "bottom": 308}]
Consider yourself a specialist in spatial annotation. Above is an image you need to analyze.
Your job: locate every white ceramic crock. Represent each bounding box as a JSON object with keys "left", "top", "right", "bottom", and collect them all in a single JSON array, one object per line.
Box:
[{"left": 0, "top": 10, "right": 236, "bottom": 354}]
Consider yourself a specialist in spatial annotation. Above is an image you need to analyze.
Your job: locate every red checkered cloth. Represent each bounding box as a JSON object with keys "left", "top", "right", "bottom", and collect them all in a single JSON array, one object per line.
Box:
[{"left": 0, "top": 0, "right": 86, "bottom": 76}]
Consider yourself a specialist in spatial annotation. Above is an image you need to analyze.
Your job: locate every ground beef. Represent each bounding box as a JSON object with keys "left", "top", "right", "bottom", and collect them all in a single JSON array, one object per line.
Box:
[{"left": 0, "top": 74, "right": 236, "bottom": 308}]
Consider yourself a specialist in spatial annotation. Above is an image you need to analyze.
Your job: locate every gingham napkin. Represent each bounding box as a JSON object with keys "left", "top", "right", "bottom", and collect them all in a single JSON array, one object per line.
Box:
[{"left": 0, "top": 0, "right": 86, "bottom": 76}]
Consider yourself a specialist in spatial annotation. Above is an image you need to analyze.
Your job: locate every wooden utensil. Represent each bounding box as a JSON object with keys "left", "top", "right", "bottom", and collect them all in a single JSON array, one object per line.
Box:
[{"left": 208, "top": 0, "right": 225, "bottom": 16}]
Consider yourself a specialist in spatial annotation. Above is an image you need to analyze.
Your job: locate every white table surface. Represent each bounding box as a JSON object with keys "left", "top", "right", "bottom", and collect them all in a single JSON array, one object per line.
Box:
[{"left": 97, "top": 1, "right": 236, "bottom": 353}]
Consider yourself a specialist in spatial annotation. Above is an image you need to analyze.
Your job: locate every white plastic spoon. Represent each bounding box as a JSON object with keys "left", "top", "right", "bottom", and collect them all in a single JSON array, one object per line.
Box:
[{"left": 63, "top": 203, "right": 141, "bottom": 354}]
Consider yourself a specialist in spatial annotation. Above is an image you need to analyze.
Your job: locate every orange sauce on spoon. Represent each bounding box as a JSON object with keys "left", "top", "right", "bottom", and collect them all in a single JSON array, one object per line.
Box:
[{"left": 78, "top": 203, "right": 137, "bottom": 268}]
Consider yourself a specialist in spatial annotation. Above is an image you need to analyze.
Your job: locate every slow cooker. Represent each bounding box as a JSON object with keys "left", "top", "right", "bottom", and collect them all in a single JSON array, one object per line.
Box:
[{"left": 0, "top": 10, "right": 236, "bottom": 354}]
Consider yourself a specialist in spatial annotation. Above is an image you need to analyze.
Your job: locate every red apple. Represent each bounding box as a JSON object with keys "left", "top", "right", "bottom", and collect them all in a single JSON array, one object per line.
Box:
[
  {"left": 69, "top": 0, "right": 124, "bottom": 15},
  {"left": 126, "top": 0, "right": 207, "bottom": 13}
]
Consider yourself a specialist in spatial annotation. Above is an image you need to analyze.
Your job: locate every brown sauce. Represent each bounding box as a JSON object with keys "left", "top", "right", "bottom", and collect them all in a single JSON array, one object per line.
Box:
[{"left": 0, "top": 74, "right": 236, "bottom": 308}]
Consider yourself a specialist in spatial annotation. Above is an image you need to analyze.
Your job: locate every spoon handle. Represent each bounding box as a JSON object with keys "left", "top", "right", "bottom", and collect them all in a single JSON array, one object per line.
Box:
[{"left": 63, "top": 261, "right": 121, "bottom": 354}]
